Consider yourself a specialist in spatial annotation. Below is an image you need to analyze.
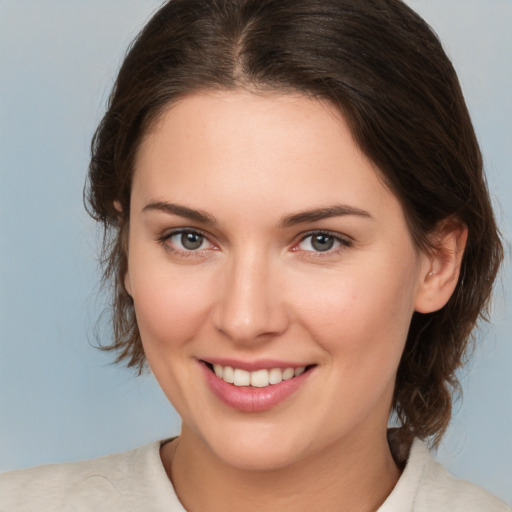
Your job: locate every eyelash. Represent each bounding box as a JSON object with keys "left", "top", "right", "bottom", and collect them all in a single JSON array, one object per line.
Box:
[
  {"left": 293, "top": 230, "right": 352, "bottom": 256},
  {"left": 157, "top": 229, "right": 216, "bottom": 257},
  {"left": 156, "top": 228, "right": 352, "bottom": 257}
]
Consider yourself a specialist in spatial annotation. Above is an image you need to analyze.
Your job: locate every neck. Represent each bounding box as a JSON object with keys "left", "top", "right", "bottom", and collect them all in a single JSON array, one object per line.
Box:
[{"left": 161, "top": 425, "right": 401, "bottom": 512}]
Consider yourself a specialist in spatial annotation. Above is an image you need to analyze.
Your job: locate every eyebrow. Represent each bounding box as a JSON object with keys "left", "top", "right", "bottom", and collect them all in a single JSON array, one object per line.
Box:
[
  {"left": 142, "top": 201, "right": 218, "bottom": 225},
  {"left": 279, "top": 205, "right": 372, "bottom": 227},
  {"left": 142, "top": 201, "right": 372, "bottom": 227}
]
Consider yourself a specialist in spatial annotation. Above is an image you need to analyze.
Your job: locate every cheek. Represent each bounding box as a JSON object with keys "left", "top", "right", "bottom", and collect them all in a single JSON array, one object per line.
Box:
[
  {"left": 129, "top": 261, "right": 215, "bottom": 355},
  {"left": 289, "top": 257, "right": 418, "bottom": 366}
]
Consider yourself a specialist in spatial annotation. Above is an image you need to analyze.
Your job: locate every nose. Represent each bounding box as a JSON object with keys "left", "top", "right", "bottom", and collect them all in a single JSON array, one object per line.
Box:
[{"left": 213, "top": 250, "right": 290, "bottom": 345}]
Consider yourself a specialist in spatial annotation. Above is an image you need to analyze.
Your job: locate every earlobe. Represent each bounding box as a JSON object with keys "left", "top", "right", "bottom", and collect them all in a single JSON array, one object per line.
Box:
[
  {"left": 414, "top": 221, "right": 468, "bottom": 314},
  {"left": 113, "top": 200, "right": 124, "bottom": 225},
  {"left": 118, "top": 213, "right": 132, "bottom": 297},
  {"left": 116, "top": 200, "right": 132, "bottom": 297},
  {"left": 124, "top": 271, "right": 132, "bottom": 297}
]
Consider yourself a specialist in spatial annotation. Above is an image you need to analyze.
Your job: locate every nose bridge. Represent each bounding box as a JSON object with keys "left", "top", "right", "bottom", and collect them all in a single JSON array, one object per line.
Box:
[{"left": 214, "top": 246, "right": 288, "bottom": 343}]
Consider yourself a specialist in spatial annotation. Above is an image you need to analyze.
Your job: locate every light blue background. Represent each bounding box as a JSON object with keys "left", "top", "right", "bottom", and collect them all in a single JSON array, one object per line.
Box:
[{"left": 1, "top": 0, "right": 511, "bottom": 504}]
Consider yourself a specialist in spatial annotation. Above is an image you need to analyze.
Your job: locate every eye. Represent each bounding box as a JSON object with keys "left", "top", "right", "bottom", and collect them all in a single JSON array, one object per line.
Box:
[
  {"left": 295, "top": 231, "right": 349, "bottom": 253},
  {"left": 159, "top": 229, "right": 215, "bottom": 254},
  {"left": 174, "top": 231, "right": 206, "bottom": 251}
]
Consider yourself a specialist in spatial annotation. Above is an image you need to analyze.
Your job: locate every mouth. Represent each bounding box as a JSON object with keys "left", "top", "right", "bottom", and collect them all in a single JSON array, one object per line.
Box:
[{"left": 201, "top": 360, "right": 317, "bottom": 388}]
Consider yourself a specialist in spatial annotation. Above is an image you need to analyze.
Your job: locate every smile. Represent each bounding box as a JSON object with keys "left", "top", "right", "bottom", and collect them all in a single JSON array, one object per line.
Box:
[
  {"left": 210, "top": 363, "right": 306, "bottom": 388},
  {"left": 200, "top": 360, "right": 316, "bottom": 412}
]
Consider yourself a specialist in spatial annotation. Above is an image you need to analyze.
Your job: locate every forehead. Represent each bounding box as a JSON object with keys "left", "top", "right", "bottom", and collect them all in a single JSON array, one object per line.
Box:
[
  {"left": 132, "top": 90, "right": 401, "bottom": 223},
  {"left": 137, "top": 90, "right": 352, "bottom": 170}
]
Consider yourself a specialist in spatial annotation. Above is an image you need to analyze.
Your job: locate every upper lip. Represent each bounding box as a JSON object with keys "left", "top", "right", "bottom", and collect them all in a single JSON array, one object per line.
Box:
[{"left": 200, "top": 357, "right": 313, "bottom": 372}]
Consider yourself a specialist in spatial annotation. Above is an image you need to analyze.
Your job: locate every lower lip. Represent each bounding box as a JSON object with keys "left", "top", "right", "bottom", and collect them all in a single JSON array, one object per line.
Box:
[{"left": 200, "top": 362, "right": 314, "bottom": 413}]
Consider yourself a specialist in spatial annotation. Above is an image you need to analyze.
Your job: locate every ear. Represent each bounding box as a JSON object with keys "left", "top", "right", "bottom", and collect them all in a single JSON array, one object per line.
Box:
[
  {"left": 114, "top": 200, "right": 133, "bottom": 297},
  {"left": 414, "top": 220, "right": 468, "bottom": 314},
  {"left": 124, "top": 268, "right": 132, "bottom": 297}
]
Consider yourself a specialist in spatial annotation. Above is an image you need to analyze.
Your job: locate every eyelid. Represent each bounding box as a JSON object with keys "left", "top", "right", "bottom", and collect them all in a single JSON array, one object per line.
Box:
[
  {"left": 156, "top": 227, "right": 352, "bottom": 256},
  {"left": 297, "top": 228, "right": 352, "bottom": 242},
  {"left": 157, "top": 227, "right": 218, "bottom": 254},
  {"left": 291, "top": 229, "right": 353, "bottom": 253}
]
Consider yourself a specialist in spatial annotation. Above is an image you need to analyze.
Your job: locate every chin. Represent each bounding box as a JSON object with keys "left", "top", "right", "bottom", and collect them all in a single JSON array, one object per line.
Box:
[{"left": 195, "top": 419, "right": 317, "bottom": 472}]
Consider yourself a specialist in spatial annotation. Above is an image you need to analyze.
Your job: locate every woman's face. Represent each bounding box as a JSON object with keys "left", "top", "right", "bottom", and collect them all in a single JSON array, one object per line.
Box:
[{"left": 126, "top": 91, "right": 431, "bottom": 470}]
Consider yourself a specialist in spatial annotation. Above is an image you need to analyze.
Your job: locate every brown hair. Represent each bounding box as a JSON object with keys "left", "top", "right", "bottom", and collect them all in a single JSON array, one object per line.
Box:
[{"left": 86, "top": 0, "right": 503, "bottom": 447}]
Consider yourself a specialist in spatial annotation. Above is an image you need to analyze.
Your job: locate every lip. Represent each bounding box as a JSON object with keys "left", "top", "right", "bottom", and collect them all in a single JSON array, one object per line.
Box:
[
  {"left": 203, "top": 357, "right": 311, "bottom": 372},
  {"left": 199, "top": 359, "right": 315, "bottom": 413}
]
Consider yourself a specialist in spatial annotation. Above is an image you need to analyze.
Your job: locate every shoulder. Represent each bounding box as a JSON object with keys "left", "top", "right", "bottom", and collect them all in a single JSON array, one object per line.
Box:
[
  {"left": 0, "top": 440, "right": 182, "bottom": 512},
  {"left": 416, "top": 443, "right": 511, "bottom": 512},
  {"left": 381, "top": 437, "right": 511, "bottom": 512}
]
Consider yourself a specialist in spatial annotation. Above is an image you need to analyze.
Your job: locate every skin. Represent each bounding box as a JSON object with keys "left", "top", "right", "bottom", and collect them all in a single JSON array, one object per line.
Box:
[{"left": 125, "top": 90, "right": 465, "bottom": 511}]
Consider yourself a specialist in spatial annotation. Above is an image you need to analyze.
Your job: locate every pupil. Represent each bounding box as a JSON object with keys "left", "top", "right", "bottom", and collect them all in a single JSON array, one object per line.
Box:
[
  {"left": 312, "top": 234, "right": 334, "bottom": 251},
  {"left": 181, "top": 232, "right": 203, "bottom": 250}
]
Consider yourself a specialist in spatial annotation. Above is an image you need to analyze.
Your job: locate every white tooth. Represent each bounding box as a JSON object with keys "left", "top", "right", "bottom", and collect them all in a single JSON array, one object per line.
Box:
[
  {"left": 268, "top": 368, "right": 283, "bottom": 385},
  {"left": 250, "top": 369, "right": 269, "bottom": 388},
  {"left": 223, "top": 366, "right": 234, "bottom": 384},
  {"left": 282, "top": 368, "right": 295, "bottom": 380},
  {"left": 233, "top": 368, "right": 251, "bottom": 387},
  {"left": 294, "top": 366, "right": 305, "bottom": 377},
  {"left": 213, "top": 364, "right": 223, "bottom": 378}
]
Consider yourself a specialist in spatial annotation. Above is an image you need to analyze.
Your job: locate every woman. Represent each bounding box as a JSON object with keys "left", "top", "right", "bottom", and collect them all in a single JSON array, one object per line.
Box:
[{"left": 1, "top": 0, "right": 510, "bottom": 510}]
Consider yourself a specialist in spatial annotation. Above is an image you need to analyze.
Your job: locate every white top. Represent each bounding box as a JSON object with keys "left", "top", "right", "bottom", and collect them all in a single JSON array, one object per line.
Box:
[{"left": 1, "top": 438, "right": 510, "bottom": 511}]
